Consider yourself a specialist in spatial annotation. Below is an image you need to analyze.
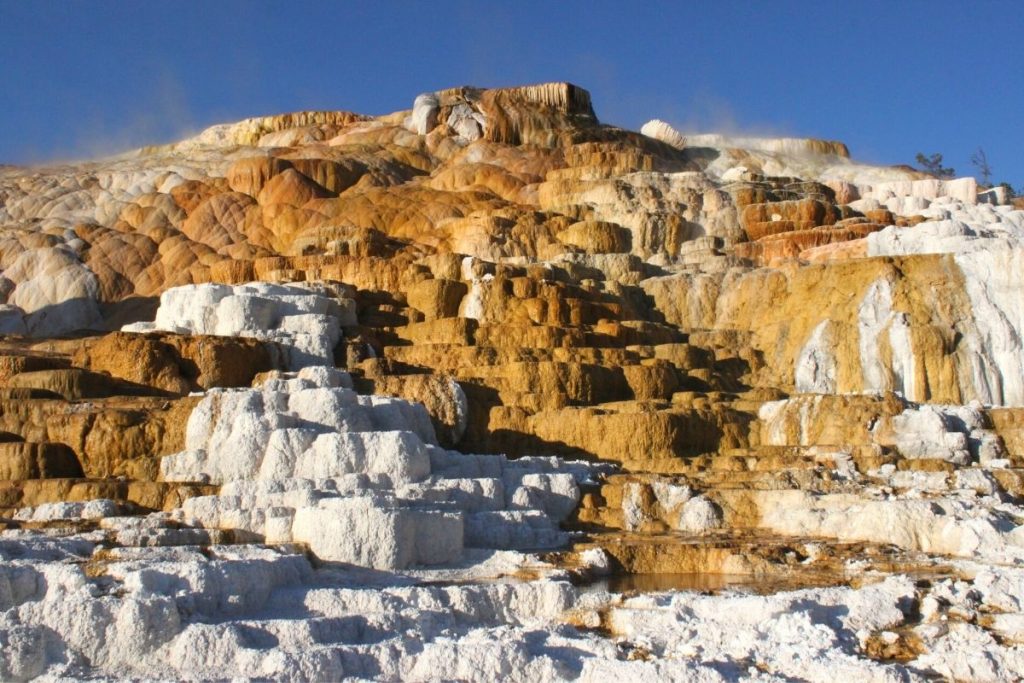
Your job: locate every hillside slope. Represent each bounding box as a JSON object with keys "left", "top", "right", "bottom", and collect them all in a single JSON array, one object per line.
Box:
[{"left": 1, "top": 82, "right": 1023, "bottom": 680}]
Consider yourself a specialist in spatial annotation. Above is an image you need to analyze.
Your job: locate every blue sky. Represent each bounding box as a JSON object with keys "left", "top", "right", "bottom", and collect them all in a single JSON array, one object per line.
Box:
[{"left": 2, "top": 1, "right": 1021, "bottom": 186}]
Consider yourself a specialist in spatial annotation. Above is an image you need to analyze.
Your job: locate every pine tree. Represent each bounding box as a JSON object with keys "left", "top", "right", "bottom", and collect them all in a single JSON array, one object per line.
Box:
[
  {"left": 971, "top": 147, "right": 992, "bottom": 186},
  {"left": 915, "top": 152, "right": 955, "bottom": 179}
]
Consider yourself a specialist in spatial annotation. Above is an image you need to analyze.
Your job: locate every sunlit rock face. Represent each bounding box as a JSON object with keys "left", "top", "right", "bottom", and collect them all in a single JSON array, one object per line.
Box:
[
  {"left": 2, "top": 82, "right": 1024, "bottom": 680},
  {"left": 160, "top": 365, "right": 593, "bottom": 569},
  {"left": 123, "top": 282, "right": 356, "bottom": 370}
]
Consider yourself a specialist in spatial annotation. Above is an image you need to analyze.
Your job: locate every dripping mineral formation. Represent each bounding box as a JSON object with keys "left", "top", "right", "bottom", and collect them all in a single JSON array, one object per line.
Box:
[{"left": 1, "top": 82, "right": 1024, "bottom": 680}]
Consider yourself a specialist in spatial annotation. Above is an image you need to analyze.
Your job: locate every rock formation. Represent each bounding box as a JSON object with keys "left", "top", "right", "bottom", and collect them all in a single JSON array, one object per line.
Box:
[{"left": 0, "top": 81, "right": 1023, "bottom": 680}]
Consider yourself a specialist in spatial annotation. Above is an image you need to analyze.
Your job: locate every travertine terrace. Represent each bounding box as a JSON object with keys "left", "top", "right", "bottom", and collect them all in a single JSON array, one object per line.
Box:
[{"left": 1, "top": 81, "right": 1024, "bottom": 680}]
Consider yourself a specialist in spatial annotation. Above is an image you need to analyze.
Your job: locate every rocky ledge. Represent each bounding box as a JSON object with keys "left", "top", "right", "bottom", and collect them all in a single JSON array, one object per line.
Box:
[{"left": 1, "top": 82, "right": 1023, "bottom": 681}]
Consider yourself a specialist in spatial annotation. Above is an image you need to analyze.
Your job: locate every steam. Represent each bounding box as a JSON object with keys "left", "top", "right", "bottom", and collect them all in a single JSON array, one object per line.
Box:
[
  {"left": 20, "top": 69, "right": 202, "bottom": 165},
  {"left": 663, "top": 90, "right": 799, "bottom": 139}
]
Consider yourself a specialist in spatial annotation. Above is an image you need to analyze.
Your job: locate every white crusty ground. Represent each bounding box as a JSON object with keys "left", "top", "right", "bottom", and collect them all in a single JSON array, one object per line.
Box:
[
  {"left": 124, "top": 282, "right": 357, "bottom": 370},
  {"left": 158, "top": 365, "right": 595, "bottom": 570},
  {"left": 4, "top": 523, "right": 1024, "bottom": 681}
]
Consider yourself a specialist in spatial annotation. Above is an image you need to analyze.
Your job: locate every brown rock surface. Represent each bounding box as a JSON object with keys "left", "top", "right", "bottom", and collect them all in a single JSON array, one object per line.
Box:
[
  {"left": 0, "top": 479, "right": 215, "bottom": 513},
  {"left": 74, "top": 331, "right": 282, "bottom": 393},
  {"left": 557, "top": 221, "right": 632, "bottom": 253},
  {"left": 6, "top": 368, "right": 124, "bottom": 400},
  {"left": 227, "top": 157, "right": 295, "bottom": 197},
  {"left": 406, "top": 278, "right": 468, "bottom": 320},
  {"left": 0, "top": 441, "right": 83, "bottom": 480},
  {"left": 741, "top": 199, "right": 840, "bottom": 240},
  {"left": 0, "top": 395, "right": 197, "bottom": 480}
]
